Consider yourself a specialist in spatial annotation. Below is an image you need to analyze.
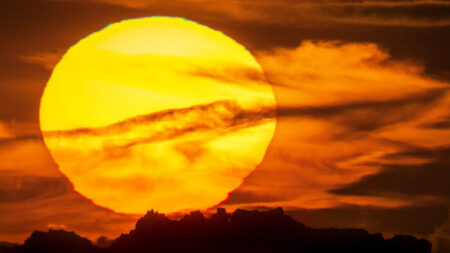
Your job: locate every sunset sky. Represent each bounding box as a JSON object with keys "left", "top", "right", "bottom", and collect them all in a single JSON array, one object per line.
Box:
[{"left": 1, "top": 0, "right": 449, "bottom": 251}]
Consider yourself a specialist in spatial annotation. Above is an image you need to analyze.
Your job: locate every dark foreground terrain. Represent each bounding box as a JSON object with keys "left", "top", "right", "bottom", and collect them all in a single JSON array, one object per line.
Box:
[{"left": 0, "top": 208, "right": 431, "bottom": 253}]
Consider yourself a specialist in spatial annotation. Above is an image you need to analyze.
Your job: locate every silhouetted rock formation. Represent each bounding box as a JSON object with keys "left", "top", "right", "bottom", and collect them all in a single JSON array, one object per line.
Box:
[
  {"left": 24, "top": 230, "right": 94, "bottom": 253},
  {"left": 3, "top": 208, "right": 431, "bottom": 253},
  {"left": 0, "top": 242, "right": 19, "bottom": 253}
]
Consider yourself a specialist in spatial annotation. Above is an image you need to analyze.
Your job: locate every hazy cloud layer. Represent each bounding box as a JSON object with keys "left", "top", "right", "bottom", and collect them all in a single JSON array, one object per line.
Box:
[
  {"left": 50, "top": 0, "right": 450, "bottom": 27},
  {"left": 0, "top": 173, "right": 70, "bottom": 203},
  {"left": 2, "top": 40, "right": 448, "bottom": 246},
  {"left": 331, "top": 147, "right": 450, "bottom": 198},
  {"left": 0, "top": 1, "right": 449, "bottom": 251}
]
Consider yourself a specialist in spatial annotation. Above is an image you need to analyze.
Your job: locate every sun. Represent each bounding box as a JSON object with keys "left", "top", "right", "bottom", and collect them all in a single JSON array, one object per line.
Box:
[{"left": 40, "top": 17, "right": 276, "bottom": 214}]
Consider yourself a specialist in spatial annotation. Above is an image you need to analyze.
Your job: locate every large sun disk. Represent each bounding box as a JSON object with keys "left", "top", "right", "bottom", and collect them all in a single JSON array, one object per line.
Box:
[{"left": 40, "top": 17, "right": 276, "bottom": 214}]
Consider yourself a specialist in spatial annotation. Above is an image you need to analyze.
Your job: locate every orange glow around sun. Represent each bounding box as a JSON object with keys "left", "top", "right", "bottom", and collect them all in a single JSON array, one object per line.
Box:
[{"left": 39, "top": 17, "right": 276, "bottom": 214}]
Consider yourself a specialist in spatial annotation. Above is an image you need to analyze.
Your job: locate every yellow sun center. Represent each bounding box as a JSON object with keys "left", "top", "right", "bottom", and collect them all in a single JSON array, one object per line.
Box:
[{"left": 40, "top": 17, "right": 276, "bottom": 214}]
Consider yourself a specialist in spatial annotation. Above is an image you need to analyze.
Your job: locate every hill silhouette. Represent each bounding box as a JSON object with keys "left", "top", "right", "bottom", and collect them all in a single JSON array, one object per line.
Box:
[{"left": 0, "top": 208, "right": 431, "bottom": 253}]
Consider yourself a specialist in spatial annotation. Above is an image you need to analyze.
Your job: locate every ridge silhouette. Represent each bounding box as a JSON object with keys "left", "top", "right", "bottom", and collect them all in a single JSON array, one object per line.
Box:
[{"left": 0, "top": 208, "right": 431, "bottom": 253}]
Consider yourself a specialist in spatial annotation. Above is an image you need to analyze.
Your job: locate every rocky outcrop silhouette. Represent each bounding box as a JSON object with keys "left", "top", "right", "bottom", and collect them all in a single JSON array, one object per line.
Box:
[
  {"left": 0, "top": 242, "right": 19, "bottom": 253},
  {"left": 1, "top": 208, "right": 431, "bottom": 253},
  {"left": 0, "top": 230, "right": 95, "bottom": 253}
]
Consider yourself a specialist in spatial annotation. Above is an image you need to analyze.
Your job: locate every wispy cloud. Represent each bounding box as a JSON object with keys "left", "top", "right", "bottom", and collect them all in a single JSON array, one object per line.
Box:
[
  {"left": 20, "top": 51, "right": 63, "bottom": 70},
  {"left": 222, "top": 40, "right": 450, "bottom": 214}
]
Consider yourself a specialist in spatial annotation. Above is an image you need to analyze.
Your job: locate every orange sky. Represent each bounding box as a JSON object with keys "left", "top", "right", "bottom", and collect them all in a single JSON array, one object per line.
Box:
[{"left": 0, "top": 1, "right": 449, "bottom": 252}]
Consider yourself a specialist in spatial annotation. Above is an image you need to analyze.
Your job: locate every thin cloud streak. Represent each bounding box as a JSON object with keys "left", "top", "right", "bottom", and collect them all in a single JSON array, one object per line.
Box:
[
  {"left": 39, "top": 86, "right": 446, "bottom": 153},
  {"left": 50, "top": 0, "right": 450, "bottom": 27},
  {"left": 20, "top": 51, "right": 63, "bottom": 71}
]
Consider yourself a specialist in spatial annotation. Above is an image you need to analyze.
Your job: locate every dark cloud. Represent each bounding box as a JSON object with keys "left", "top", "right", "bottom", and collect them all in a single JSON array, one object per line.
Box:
[
  {"left": 330, "top": 147, "right": 450, "bottom": 198},
  {"left": 422, "top": 117, "right": 450, "bottom": 129},
  {"left": 286, "top": 204, "right": 449, "bottom": 236},
  {"left": 317, "top": 1, "right": 450, "bottom": 27},
  {"left": 277, "top": 88, "right": 447, "bottom": 139},
  {"left": 49, "top": 0, "right": 450, "bottom": 27},
  {"left": 0, "top": 134, "right": 42, "bottom": 146},
  {"left": 278, "top": 88, "right": 444, "bottom": 117},
  {"left": 224, "top": 189, "right": 295, "bottom": 205},
  {"left": 0, "top": 172, "right": 72, "bottom": 203}
]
